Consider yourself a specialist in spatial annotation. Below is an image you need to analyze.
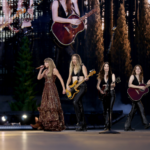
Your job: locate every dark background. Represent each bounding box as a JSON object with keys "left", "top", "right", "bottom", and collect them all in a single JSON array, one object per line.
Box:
[{"left": 0, "top": 0, "right": 150, "bottom": 115}]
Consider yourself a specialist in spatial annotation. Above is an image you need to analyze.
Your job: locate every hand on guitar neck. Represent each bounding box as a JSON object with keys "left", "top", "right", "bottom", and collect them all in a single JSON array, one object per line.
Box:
[{"left": 147, "top": 79, "right": 150, "bottom": 85}]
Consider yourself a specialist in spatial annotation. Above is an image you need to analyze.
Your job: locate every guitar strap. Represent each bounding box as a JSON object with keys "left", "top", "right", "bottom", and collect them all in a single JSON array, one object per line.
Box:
[
  {"left": 107, "top": 78, "right": 109, "bottom": 86},
  {"left": 72, "top": 7, "right": 78, "bottom": 16}
]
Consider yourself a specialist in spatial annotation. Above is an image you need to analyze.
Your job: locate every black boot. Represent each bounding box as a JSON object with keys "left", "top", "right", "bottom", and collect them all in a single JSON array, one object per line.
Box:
[
  {"left": 76, "top": 122, "right": 87, "bottom": 131},
  {"left": 144, "top": 124, "right": 150, "bottom": 129},
  {"left": 76, "top": 126, "right": 87, "bottom": 131},
  {"left": 124, "top": 127, "right": 135, "bottom": 131}
]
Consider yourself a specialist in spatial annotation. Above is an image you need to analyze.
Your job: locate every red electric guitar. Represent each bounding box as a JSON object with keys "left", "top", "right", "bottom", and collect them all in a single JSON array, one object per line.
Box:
[
  {"left": 127, "top": 84, "right": 150, "bottom": 101},
  {"left": 51, "top": 6, "right": 99, "bottom": 46},
  {"left": 98, "top": 77, "right": 121, "bottom": 100}
]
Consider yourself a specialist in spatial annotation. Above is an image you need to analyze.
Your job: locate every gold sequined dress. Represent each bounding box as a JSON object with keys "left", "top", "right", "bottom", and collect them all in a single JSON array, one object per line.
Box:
[{"left": 38, "top": 74, "right": 66, "bottom": 131}]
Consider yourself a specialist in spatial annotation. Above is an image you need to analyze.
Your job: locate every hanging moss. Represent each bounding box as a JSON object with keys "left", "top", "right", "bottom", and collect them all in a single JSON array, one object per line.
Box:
[
  {"left": 111, "top": 4, "right": 132, "bottom": 80},
  {"left": 136, "top": 0, "right": 150, "bottom": 70},
  {"left": 87, "top": 0, "right": 104, "bottom": 68}
]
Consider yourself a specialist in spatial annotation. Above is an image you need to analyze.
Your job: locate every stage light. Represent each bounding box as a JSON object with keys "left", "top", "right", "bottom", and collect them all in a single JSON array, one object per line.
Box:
[
  {"left": 21, "top": 114, "right": 27, "bottom": 121},
  {"left": 1, "top": 116, "right": 7, "bottom": 122}
]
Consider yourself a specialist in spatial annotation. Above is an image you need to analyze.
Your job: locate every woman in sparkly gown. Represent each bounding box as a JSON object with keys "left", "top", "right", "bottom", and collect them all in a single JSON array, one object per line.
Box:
[{"left": 30, "top": 58, "right": 66, "bottom": 131}]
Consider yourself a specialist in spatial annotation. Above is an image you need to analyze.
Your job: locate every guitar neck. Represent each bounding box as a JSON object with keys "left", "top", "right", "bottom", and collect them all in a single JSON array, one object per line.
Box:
[
  {"left": 105, "top": 78, "right": 120, "bottom": 88},
  {"left": 145, "top": 84, "right": 150, "bottom": 88},
  {"left": 74, "top": 74, "right": 90, "bottom": 89},
  {"left": 80, "top": 9, "right": 96, "bottom": 21}
]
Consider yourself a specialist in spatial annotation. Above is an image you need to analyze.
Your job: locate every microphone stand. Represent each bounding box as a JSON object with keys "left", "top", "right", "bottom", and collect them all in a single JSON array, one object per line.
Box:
[{"left": 99, "top": 27, "right": 120, "bottom": 134}]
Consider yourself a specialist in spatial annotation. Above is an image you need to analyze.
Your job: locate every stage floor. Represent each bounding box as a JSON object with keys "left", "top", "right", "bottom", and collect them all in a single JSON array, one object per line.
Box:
[{"left": 0, "top": 130, "right": 150, "bottom": 150}]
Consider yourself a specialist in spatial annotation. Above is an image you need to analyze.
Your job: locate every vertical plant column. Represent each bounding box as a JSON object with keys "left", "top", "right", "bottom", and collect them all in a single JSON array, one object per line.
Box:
[
  {"left": 87, "top": 0, "right": 104, "bottom": 69},
  {"left": 111, "top": 4, "right": 132, "bottom": 79},
  {"left": 111, "top": 4, "right": 132, "bottom": 103},
  {"left": 10, "top": 36, "right": 37, "bottom": 111},
  {"left": 136, "top": 0, "right": 150, "bottom": 74},
  {"left": 86, "top": 0, "right": 104, "bottom": 110}
]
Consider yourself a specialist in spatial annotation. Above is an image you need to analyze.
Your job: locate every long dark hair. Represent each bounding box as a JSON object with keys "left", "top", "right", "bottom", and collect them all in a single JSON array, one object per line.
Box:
[
  {"left": 97, "top": 62, "right": 112, "bottom": 80},
  {"left": 131, "top": 65, "right": 143, "bottom": 83},
  {"left": 66, "top": 0, "right": 72, "bottom": 14}
]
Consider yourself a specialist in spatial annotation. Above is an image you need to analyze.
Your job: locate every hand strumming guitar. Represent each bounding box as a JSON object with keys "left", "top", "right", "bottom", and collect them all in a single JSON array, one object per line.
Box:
[
  {"left": 97, "top": 86, "right": 104, "bottom": 94},
  {"left": 139, "top": 86, "right": 146, "bottom": 90},
  {"left": 67, "top": 85, "right": 71, "bottom": 92},
  {"left": 70, "top": 19, "right": 81, "bottom": 25}
]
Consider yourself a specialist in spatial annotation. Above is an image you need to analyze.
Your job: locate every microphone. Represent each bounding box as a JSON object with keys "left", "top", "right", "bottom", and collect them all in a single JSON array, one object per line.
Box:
[{"left": 36, "top": 66, "right": 44, "bottom": 69}]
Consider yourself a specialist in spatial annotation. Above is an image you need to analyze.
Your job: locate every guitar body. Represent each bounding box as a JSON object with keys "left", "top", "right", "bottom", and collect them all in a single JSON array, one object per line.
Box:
[
  {"left": 51, "top": 14, "right": 85, "bottom": 46},
  {"left": 66, "top": 80, "right": 80, "bottom": 100},
  {"left": 98, "top": 86, "right": 108, "bottom": 100},
  {"left": 66, "top": 70, "right": 96, "bottom": 100},
  {"left": 97, "top": 77, "right": 121, "bottom": 100},
  {"left": 127, "top": 84, "right": 149, "bottom": 101}
]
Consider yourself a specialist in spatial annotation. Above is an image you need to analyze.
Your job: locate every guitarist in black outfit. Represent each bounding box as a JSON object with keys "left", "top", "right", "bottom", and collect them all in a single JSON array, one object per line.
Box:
[
  {"left": 50, "top": 0, "right": 81, "bottom": 65},
  {"left": 66, "top": 54, "right": 88, "bottom": 131},
  {"left": 1, "top": 0, "right": 34, "bottom": 33},
  {"left": 124, "top": 65, "right": 150, "bottom": 131},
  {"left": 97, "top": 62, "right": 116, "bottom": 130}
]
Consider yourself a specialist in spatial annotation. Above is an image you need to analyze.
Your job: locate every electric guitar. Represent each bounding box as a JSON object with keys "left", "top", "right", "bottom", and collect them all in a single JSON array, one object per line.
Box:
[
  {"left": 127, "top": 84, "right": 150, "bottom": 101},
  {"left": 66, "top": 70, "right": 96, "bottom": 100},
  {"left": 98, "top": 77, "right": 121, "bottom": 100},
  {"left": 0, "top": 8, "right": 26, "bottom": 31},
  {"left": 51, "top": 6, "right": 99, "bottom": 46},
  {"left": 0, "top": 0, "right": 43, "bottom": 32}
]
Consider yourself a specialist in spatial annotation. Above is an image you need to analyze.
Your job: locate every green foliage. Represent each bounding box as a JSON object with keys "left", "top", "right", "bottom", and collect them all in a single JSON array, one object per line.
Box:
[{"left": 10, "top": 37, "right": 38, "bottom": 111}]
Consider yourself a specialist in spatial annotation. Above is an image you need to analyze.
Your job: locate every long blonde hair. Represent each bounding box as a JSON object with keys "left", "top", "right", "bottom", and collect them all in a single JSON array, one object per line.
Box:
[
  {"left": 69, "top": 54, "right": 82, "bottom": 75},
  {"left": 44, "top": 58, "right": 56, "bottom": 77}
]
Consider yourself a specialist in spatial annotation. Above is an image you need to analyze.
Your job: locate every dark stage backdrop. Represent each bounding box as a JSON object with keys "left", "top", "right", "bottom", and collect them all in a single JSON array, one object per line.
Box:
[{"left": 0, "top": 0, "right": 150, "bottom": 115}]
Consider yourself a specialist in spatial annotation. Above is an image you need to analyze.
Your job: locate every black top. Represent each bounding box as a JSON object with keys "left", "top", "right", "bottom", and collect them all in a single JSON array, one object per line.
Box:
[
  {"left": 54, "top": 0, "right": 69, "bottom": 18},
  {"left": 132, "top": 75, "right": 140, "bottom": 85},
  {"left": 50, "top": 0, "right": 73, "bottom": 28},
  {"left": 100, "top": 75, "right": 113, "bottom": 88},
  {"left": 72, "top": 65, "right": 84, "bottom": 77}
]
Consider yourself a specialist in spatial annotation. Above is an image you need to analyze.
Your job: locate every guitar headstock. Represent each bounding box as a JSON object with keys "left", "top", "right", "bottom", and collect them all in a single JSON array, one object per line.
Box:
[
  {"left": 89, "top": 69, "right": 96, "bottom": 77},
  {"left": 116, "top": 77, "right": 121, "bottom": 83}
]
